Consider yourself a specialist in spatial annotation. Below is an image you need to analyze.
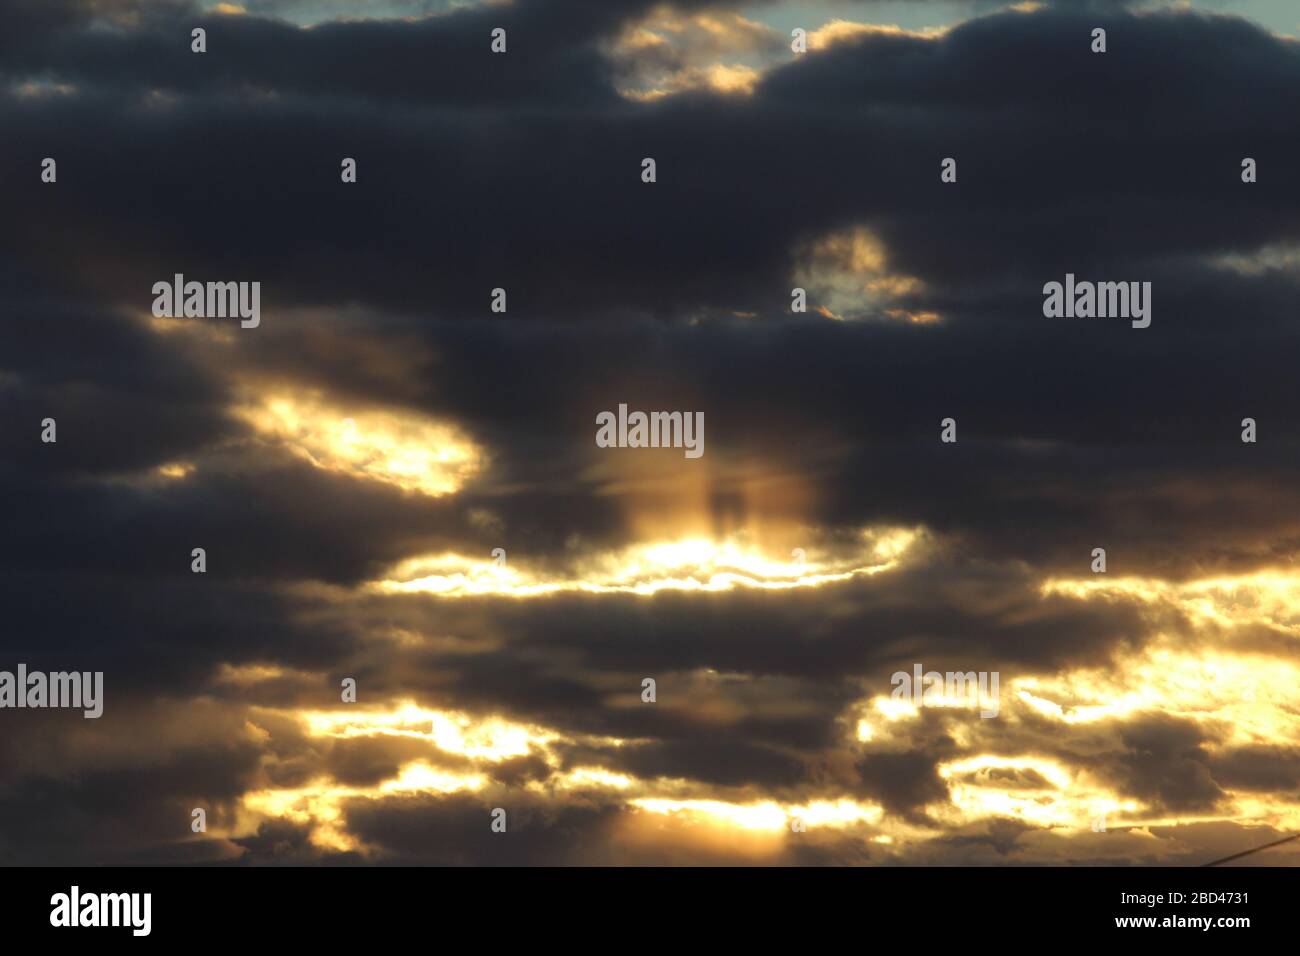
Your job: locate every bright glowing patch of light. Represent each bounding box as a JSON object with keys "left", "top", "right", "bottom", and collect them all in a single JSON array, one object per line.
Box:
[
  {"left": 556, "top": 767, "right": 636, "bottom": 791},
  {"left": 1038, "top": 570, "right": 1300, "bottom": 746},
  {"left": 797, "top": 799, "right": 883, "bottom": 827},
  {"left": 633, "top": 799, "right": 788, "bottom": 831},
  {"left": 242, "top": 761, "right": 487, "bottom": 853},
  {"left": 793, "top": 226, "right": 936, "bottom": 323},
  {"left": 380, "top": 761, "right": 489, "bottom": 795},
  {"left": 632, "top": 796, "right": 880, "bottom": 831},
  {"left": 872, "top": 696, "right": 920, "bottom": 721},
  {"left": 1015, "top": 647, "right": 1300, "bottom": 747},
  {"left": 843, "top": 567, "right": 1300, "bottom": 834},
  {"left": 371, "top": 528, "right": 918, "bottom": 598},
  {"left": 367, "top": 552, "right": 532, "bottom": 596},
  {"left": 1042, "top": 569, "right": 1300, "bottom": 634},
  {"left": 610, "top": 7, "right": 773, "bottom": 100},
  {"left": 807, "top": 19, "right": 947, "bottom": 51},
  {"left": 933, "top": 754, "right": 1128, "bottom": 829},
  {"left": 940, "top": 754, "right": 1073, "bottom": 791},
  {"left": 623, "top": 64, "right": 761, "bottom": 100},
  {"left": 300, "top": 701, "right": 555, "bottom": 760},
  {"left": 233, "top": 389, "right": 483, "bottom": 497},
  {"left": 870, "top": 528, "right": 916, "bottom": 561}
]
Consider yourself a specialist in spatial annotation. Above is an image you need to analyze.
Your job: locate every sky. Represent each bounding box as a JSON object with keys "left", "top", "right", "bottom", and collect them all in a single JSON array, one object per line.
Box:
[{"left": 2, "top": 0, "right": 1300, "bottom": 866}]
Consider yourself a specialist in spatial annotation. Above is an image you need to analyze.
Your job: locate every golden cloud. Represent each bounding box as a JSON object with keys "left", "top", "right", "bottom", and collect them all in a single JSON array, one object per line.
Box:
[{"left": 232, "top": 388, "right": 485, "bottom": 497}]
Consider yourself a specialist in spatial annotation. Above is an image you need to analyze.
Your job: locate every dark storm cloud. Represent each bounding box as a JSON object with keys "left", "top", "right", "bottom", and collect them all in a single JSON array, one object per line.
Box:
[
  {"left": 365, "top": 559, "right": 1136, "bottom": 681},
  {"left": 5, "top": 1, "right": 1298, "bottom": 579},
  {"left": 0, "top": 277, "right": 230, "bottom": 478},
  {"left": 1109, "top": 715, "right": 1227, "bottom": 811},
  {"left": 342, "top": 792, "right": 618, "bottom": 865},
  {"left": 1208, "top": 745, "right": 1300, "bottom": 792},
  {"left": 0, "top": 702, "right": 263, "bottom": 864},
  {"left": 2, "top": 0, "right": 1299, "bottom": 864},
  {"left": 147, "top": 305, "right": 1300, "bottom": 581},
  {"left": 1, "top": 0, "right": 756, "bottom": 107},
  {"left": 0, "top": 775, "right": 230, "bottom": 865},
  {"left": 855, "top": 751, "right": 952, "bottom": 820},
  {"left": 1, "top": 2, "right": 1297, "bottom": 319}
]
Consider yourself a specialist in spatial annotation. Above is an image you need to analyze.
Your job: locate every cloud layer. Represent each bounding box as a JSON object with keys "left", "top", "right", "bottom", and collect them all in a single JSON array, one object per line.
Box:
[{"left": 2, "top": 0, "right": 1299, "bottom": 865}]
